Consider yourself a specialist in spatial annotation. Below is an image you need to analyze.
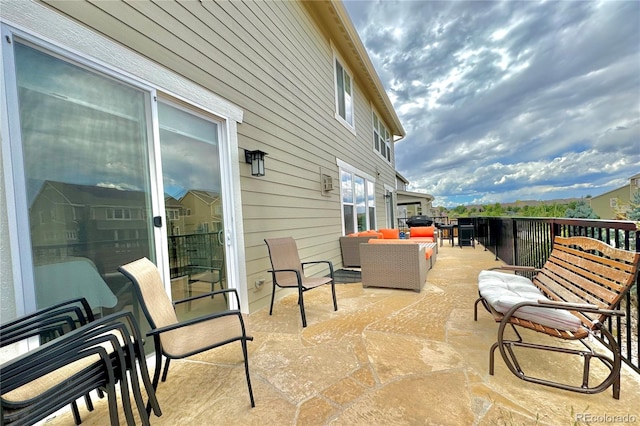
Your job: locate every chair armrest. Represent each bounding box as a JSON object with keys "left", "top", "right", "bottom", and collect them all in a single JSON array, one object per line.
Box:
[
  {"left": 267, "top": 268, "right": 303, "bottom": 279},
  {"left": 1, "top": 341, "right": 114, "bottom": 396},
  {"left": 301, "top": 260, "right": 334, "bottom": 275},
  {"left": 173, "top": 288, "right": 240, "bottom": 307},
  {"left": 188, "top": 265, "right": 222, "bottom": 272},
  {"left": 490, "top": 265, "right": 540, "bottom": 273},
  {"left": 535, "top": 299, "right": 624, "bottom": 316},
  {"left": 301, "top": 260, "right": 333, "bottom": 267},
  {"left": 502, "top": 300, "right": 625, "bottom": 328},
  {"left": 1, "top": 298, "right": 95, "bottom": 347}
]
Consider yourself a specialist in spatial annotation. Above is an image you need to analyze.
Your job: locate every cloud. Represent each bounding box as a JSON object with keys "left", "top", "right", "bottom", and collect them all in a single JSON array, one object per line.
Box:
[{"left": 344, "top": 0, "right": 640, "bottom": 207}]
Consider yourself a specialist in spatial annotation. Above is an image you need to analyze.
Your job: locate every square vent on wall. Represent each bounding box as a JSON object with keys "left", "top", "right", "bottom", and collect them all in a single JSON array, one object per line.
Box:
[{"left": 322, "top": 174, "right": 333, "bottom": 192}]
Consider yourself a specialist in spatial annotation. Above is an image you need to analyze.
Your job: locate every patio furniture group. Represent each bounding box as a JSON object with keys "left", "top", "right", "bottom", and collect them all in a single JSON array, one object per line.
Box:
[{"left": 347, "top": 227, "right": 438, "bottom": 292}]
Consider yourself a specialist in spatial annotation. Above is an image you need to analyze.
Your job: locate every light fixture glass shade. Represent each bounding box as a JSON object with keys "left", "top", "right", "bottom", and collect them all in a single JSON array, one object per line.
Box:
[{"left": 245, "top": 149, "right": 267, "bottom": 177}]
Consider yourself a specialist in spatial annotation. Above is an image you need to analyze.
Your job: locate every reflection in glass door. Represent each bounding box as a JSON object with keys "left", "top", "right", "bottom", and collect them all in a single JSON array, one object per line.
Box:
[
  {"left": 158, "top": 101, "right": 228, "bottom": 319},
  {"left": 12, "top": 41, "right": 156, "bottom": 321}
]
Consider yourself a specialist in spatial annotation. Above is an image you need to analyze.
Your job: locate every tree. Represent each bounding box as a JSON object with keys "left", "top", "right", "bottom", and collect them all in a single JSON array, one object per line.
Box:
[
  {"left": 564, "top": 199, "right": 599, "bottom": 219},
  {"left": 626, "top": 190, "right": 640, "bottom": 221},
  {"left": 451, "top": 205, "right": 468, "bottom": 217}
]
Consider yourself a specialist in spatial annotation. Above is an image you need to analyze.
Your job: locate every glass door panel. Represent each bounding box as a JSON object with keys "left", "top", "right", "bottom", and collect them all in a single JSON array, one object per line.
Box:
[
  {"left": 14, "top": 42, "right": 155, "bottom": 321},
  {"left": 355, "top": 176, "right": 366, "bottom": 232},
  {"left": 158, "top": 101, "right": 227, "bottom": 319}
]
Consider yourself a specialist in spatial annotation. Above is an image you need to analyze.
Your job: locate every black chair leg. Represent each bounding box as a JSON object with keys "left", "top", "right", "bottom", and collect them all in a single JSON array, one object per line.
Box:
[
  {"left": 241, "top": 339, "right": 255, "bottom": 407},
  {"left": 161, "top": 358, "right": 171, "bottom": 382},
  {"left": 84, "top": 393, "right": 94, "bottom": 411},
  {"left": 269, "top": 283, "right": 277, "bottom": 315},
  {"left": 298, "top": 287, "right": 307, "bottom": 327},
  {"left": 331, "top": 282, "right": 337, "bottom": 311},
  {"left": 71, "top": 401, "right": 82, "bottom": 425},
  {"left": 146, "top": 350, "right": 163, "bottom": 415}
]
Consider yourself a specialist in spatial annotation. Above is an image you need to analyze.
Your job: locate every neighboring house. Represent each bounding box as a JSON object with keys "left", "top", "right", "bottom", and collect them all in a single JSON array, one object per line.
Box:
[
  {"left": 29, "top": 181, "right": 150, "bottom": 275},
  {"left": 396, "top": 190, "right": 436, "bottom": 220},
  {"left": 179, "top": 190, "right": 223, "bottom": 235},
  {"left": 589, "top": 173, "right": 640, "bottom": 219},
  {"left": 0, "top": 0, "right": 405, "bottom": 328},
  {"left": 394, "top": 172, "right": 436, "bottom": 221}
]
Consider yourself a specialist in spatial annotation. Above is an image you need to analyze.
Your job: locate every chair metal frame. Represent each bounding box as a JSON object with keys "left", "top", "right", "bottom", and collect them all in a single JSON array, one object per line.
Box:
[
  {"left": 474, "top": 236, "right": 640, "bottom": 399},
  {"left": 1, "top": 309, "right": 161, "bottom": 425},
  {"left": 264, "top": 237, "right": 337, "bottom": 328},
  {"left": 118, "top": 257, "right": 255, "bottom": 410}
]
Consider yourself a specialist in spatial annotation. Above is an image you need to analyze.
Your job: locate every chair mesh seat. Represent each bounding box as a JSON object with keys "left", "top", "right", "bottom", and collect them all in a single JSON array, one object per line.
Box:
[{"left": 161, "top": 314, "right": 247, "bottom": 358}]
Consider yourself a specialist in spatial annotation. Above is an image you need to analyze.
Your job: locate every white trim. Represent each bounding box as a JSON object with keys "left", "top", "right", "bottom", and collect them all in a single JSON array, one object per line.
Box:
[
  {"left": 0, "top": 2, "right": 249, "bottom": 312},
  {"left": 336, "top": 158, "right": 376, "bottom": 183},
  {"left": 336, "top": 158, "right": 377, "bottom": 234},
  {"left": 372, "top": 108, "right": 392, "bottom": 163},
  {"left": 0, "top": 2, "right": 243, "bottom": 123},
  {"left": 332, "top": 45, "right": 356, "bottom": 134},
  {"left": 0, "top": 25, "right": 27, "bottom": 318}
]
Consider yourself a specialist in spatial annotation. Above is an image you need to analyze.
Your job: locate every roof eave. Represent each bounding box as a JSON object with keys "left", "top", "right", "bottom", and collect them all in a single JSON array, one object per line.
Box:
[{"left": 303, "top": 0, "right": 405, "bottom": 138}]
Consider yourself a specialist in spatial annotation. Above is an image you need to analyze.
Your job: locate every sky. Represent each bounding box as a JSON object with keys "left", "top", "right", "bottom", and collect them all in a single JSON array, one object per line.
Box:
[{"left": 343, "top": 0, "right": 640, "bottom": 207}]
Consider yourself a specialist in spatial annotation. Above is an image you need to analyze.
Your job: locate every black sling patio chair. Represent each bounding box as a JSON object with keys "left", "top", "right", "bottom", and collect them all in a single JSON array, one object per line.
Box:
[
  {"left": 1, "top": 309, "right": 161, "bottom": 425},
  {"left": 118, "top": 257, "right": 255, "bottom": 411},
  {"left": 0, "top": 298, "right": 95, "bottom": 425},
  {"left": 264, "top": 237, "right": 337, "bottom": 328}
]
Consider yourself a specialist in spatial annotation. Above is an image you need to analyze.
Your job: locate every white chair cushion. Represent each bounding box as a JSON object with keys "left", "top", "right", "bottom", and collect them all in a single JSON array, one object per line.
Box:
[{"left": 478, "top": 270, "right": 582, "bottom": 332}]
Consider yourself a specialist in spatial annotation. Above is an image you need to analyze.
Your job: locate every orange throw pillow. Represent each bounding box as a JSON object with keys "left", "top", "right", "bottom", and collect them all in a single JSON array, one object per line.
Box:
[
  {"left": 410, "top": 226, "right": 435, "bottom": 238},
  {"left": 378, "top": 228, "right": 400, "bottom": 239}
]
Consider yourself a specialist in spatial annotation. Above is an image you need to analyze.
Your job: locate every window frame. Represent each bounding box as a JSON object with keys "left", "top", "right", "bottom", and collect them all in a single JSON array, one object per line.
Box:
[
  {"left": 333, "top": 54, "right": 355, "bottom": 131},
  {"left": 337, "top": 159, "right": 376, "bottom": 235},
  {"left": 372, "top": 111, "right": 391, "bottom": 162}
]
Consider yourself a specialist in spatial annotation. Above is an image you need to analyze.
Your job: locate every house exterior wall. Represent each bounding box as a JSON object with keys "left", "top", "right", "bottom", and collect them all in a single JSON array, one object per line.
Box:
[
  {"left": 1, "top": 1, "right": 403, "bottom": 314},
  {"left": 589, "top": 174, "right": 640, "bottom": 220},
  {"left": 590, "top": 185, "right": 633, "bottom": 219}
]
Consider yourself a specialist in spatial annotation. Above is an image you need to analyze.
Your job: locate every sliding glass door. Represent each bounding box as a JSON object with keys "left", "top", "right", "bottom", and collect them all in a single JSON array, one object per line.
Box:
[
  {"left": 13, "top": 41, "right": 156, "bottom": 316},
  {"left": 5, "top": 33, "right": 235, "bottom": 328},
  {"left": 158, "top": 101, "right": 228, "bottom": 318}
]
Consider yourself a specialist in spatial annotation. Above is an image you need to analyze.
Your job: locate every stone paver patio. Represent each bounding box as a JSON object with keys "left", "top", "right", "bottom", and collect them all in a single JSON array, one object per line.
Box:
[{"left": 44, "top": 242, "right": 640, "bottom": 425}]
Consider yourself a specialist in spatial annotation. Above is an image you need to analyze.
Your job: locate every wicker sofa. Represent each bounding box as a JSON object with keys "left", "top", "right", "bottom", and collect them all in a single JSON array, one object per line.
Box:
[
  {"left": 339, "top": 226, "right": 438, "bottom": 268},
  {"left": 360, "top": 243, "right": 428, "bottom": 292},
  {"left": 339, "top": 235, "right": 378, "bottom": 267}
]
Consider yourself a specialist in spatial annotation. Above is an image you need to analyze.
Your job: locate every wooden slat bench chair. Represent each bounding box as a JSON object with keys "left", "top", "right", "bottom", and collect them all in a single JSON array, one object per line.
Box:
[{"left": 473, "top": 236, "right": 640, "bottom": 399}]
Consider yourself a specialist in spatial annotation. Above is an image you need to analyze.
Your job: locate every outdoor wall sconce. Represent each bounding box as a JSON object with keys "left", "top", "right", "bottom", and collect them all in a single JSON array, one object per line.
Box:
[{"left": 244, "top": 149, "right": 268, "bottom": 177}]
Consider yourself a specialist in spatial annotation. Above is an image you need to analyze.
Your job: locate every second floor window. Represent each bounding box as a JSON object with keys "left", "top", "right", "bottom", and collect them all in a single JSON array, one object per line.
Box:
[
  {"left": 373, "top": 112, "right": 391, "bottom": 162},
  {"left": 335, "top": 58, "right": 353, "bottom": 127}
]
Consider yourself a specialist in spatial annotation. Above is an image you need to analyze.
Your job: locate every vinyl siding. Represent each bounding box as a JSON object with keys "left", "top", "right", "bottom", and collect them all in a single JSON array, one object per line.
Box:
[
  {"left": 36, "top": 0, "right": 398, "bottom": 311},
  {"left": 589, "top": 186, "right": 630, "bottom": 219}
]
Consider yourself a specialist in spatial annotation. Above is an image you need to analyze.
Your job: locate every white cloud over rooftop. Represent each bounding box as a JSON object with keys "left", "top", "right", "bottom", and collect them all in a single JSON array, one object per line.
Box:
[{"left": 344, "top": 0, "right": 640, "bottom": 206}]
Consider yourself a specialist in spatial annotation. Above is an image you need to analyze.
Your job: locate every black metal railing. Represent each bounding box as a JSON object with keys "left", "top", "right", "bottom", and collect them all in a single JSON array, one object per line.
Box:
[
  {"left": 471, "top": 216, "right": 640, "bottom": 374},
  {"left": 168, "top": 232, "right": 225, "bottom": 279},
  {"left": 397, "top": 216, "right": 451, "bottom": 233}
]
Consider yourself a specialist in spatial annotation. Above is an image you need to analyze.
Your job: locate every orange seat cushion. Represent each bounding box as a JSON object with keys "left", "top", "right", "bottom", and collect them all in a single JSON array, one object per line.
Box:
[
  {"left": 368, "top": 239, "right": 411, "bottom": 244},
  {"left": 424, "top": 248, "right": 433, "bottom": 259},
  {"left": 410, "top": 237, "right": 435, "bottom": 243}
]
